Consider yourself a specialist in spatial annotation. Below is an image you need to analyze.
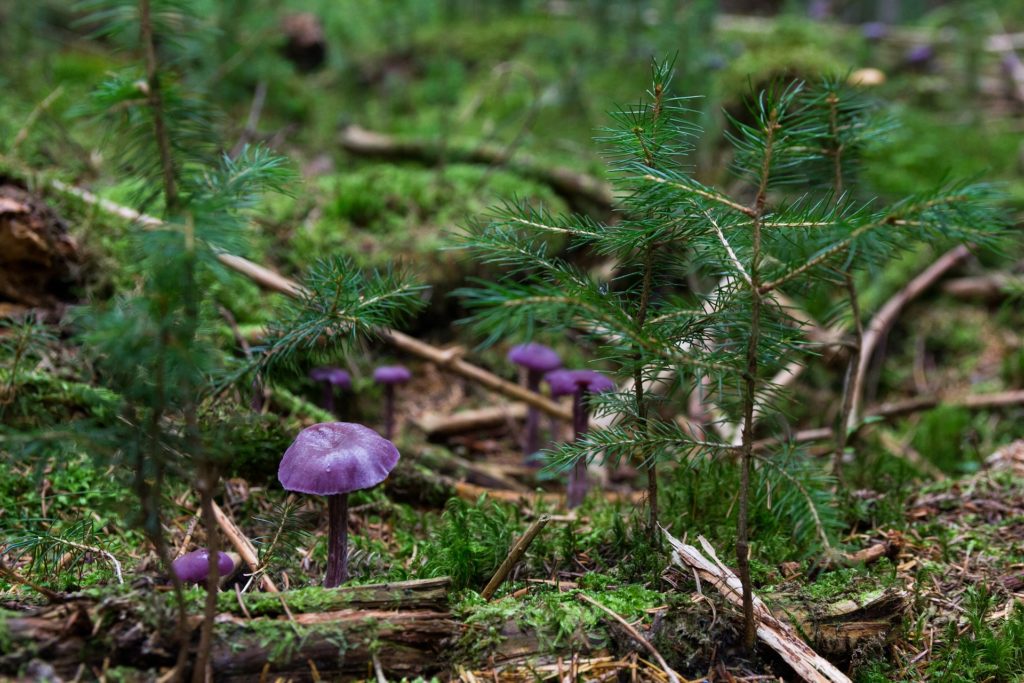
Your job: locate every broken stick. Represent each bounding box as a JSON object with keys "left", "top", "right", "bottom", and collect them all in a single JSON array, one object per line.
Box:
[
  {"left": 481, "top": 515, "right": 550, "bottom": 600},
  {"left": 663, "top": 529, "right": 851, "bottom": 683}
]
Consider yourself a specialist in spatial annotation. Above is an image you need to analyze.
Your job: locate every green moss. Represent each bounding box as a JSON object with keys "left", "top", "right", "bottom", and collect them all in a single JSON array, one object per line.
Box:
[{"left": 455, "top": 581, "right": 668, "bottom": 659}]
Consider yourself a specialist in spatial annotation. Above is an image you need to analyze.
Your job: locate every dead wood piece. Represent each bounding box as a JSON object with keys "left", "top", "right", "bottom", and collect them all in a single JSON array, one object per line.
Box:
[
  {"left": 226, "top": 578, "right": 452, "bottom": 617},
  {"left": 414, "top": 402, "right": 529, "bottom": 436},
  {"left": 0, "top": 183, "right": 80, "bottom": 308},
  {"left": 211, "top": 609, "right": 459, "bottom": 680},
  {"left": 664, "top": 529, "right": 851, "bottom": 683},
  {"left": 339, "top": 124, "right": 614, "bottom": 218},
  {"left": 786, "top": 588, "right": 909, "bottom": 658}
]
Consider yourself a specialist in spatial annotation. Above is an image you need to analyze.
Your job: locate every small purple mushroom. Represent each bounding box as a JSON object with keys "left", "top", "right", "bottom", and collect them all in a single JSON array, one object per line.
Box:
[
  {"left": 278, "top": 422, "right": 399, "bottom": 587},
  {"left": 861, "top": 22, "right": 888, "bottom": 42},
  {"left": 507, "top": 343, "right": 562, "bottom": 460},
  {"left": 373, "top": 365, "right": 412, "bottom": 440},
  {"left": 545, "top": 369, "right": 615, "bottom": 508},
  {"left": 309, "top": 367, "right": 351, "bottom": 417},
  {"left": 904, "top": 44, "right": 935, "bottom": 69},
  {"left": 172, "top": 548, "right": 234, "bottom": 586}
]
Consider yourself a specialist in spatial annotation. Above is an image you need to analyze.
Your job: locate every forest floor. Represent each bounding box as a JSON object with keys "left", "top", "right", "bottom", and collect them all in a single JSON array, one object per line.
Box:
[{"left": 4, "top": 3, "right": 1024, "bottom": 682}]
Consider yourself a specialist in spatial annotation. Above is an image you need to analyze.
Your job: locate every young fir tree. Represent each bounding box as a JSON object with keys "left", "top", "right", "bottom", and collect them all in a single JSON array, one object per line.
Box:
[
  {"left": 459, "top": 61, "right": 1002, "bottom": 648},
  {"left": 69, "top": 1, "right": 422, "bottom": 679}
]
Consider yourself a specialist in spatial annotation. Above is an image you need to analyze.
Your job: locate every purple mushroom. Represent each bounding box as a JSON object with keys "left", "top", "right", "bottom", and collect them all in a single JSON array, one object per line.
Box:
[
  {"left": 309, "top": 367, "right": 351, "bottom": 417},
  {"left": 904, "top": 44, "right": 935, "bottom": 69},
  {"left": 861, "top": 22, "right": 888, "bottom": 42},
  {"left": 278, "top": 422, "right": 399, "bottom": 587},
  {"left": 545, "top": 369, "right": 615, "bottom": 508},
  {"left": 172, "top": 548, "right": 234, "bottom": 586},
  {"left": 373, "top": 365, "right": 412, "bottom": 440},
  {"left": 507, "top": 343, "right": 562, "bottom": 460}
]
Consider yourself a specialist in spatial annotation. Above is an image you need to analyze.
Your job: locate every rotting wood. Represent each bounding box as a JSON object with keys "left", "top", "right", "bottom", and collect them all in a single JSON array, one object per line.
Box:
[
  {"left": 663, "top": 529, "right": 851, "bottom": 683},
  {"left": 221, "top": 577, "right": 452, "bottom": 617},
  {"left": 1, "top": 600, "right": 460, "bottom": 680}
]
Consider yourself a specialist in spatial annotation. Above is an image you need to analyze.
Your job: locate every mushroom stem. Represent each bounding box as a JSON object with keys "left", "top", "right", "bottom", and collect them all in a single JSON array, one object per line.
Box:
[
  {"left": 523, "top": 369, "right": 543, "bottom": 460},
  {"left": 567, "top": 387, "right": 590, "bottom": 509},
  {"left": 383, "top": 385, "right": 395, "bottom": 440},
  {"left": 325, "top": 492, "right": 349, "bottom": 587}
]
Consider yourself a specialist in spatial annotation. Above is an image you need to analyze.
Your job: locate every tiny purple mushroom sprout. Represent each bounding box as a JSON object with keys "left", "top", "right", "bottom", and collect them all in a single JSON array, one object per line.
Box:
[
  {"left": 373, "top": 365, "right": 412, "bottom": 440},
  {"left": 507, "top": 343, "right": 562, "bottom": 460},
  {"left": 545, "top": 369, "right": 615, "bottom": 509},
  {"left": 309, "top": 367, "right": 351, "bottom": 417},
  {"left": 172, "top": 549, "right": 235, "bottom": 586},
  {"left": 278, "top": 422, "right": 399, "bottom": 587}
]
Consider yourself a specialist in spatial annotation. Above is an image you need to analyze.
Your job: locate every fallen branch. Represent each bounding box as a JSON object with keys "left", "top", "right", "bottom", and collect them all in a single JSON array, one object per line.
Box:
[
  {"left": 339, "top": 124, "right": 614, "bottom": 219},
  {"left": 847, "top": 245, "right": 972, "bottom": 431},
  {"left": 663, "top": 529, "right": 851, "bottom": 683},
  {"left": 942, "top": 272, "right": 1024, "bottom": 300},
  {"left": 414, "top": 402, "right": 529, "bottom": 436}
]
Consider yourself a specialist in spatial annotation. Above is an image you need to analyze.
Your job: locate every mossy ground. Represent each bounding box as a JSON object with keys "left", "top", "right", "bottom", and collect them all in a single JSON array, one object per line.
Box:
[{"left": 3, "top": 1, "right": 1024, "bottom": 680}]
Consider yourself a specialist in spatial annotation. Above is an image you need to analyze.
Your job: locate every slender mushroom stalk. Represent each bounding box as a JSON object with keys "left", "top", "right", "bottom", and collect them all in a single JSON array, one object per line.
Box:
[
  {"left": 278, "top": 422, "right": 399, "bottom": 587},
  {"left": 326, "top": 493, "right": 349, "bottom": 586},
  {"left": 507, "top": 343, "right": 561, "bottom": 462},
  {"left": 373, "top": 365, "right": 412, "bottom": 440},
  {"left": 545, "top": 369, "right": 615, "bottom": 508},
  {"left": 309, "top": 367, "right": 351, "bottom": 417}
]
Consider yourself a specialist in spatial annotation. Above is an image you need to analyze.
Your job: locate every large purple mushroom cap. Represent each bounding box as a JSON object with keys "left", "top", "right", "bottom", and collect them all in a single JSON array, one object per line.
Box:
[
  {"left": 507, "top": 343, "right": 562, "bottom": 373},
  {"left": 545, "top": 369, "right": 615, "bottom": 396},
  {"left": 278, "top": 422, "right": 400, "bottom": 496},
  {"left": 373, "top": 365, "right": 412, "bottom": 385},
  {"left": 172, "top": 549, "right": 234, "bottom": 584},
  {"left": 309, "top": 367, "right": 351, "bottom": 389}
]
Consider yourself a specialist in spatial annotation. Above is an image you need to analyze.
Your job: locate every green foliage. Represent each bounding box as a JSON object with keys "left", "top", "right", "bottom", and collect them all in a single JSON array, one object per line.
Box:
[
  {"left": 253, "top": 256, "right": 426, "bottom": 379},
  {"left": 419, "top": 496, "right": 518, "bottom": 590},
  {"left": 912, "top": 406, "right": 978, "bottom": 474},
  {"left": 925, "top": 588, "right": 1024, "bottom": 682},
  {"left": 458, "top": 582, "right": 667, "bottom": 656},
  {"left": 0, "top": 315, "right": 57, "bottom": 411}
]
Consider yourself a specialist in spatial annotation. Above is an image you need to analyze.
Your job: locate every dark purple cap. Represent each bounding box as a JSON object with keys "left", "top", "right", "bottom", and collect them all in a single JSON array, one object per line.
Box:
[
  {"left": 309, "top": 367, "right": 351, "bottom": 389},
  {"left": 373, "top": 365, "right": 411, "bottom": 385},
  {"left": 861, "top": 22, "right": 888, "bottom": 41},
  {"left": 278, "top": 422, "right": 399, "bottom": 496},
  {"left": 507, "top": 343, "right": 561, "bottom": 373},
  {"left": 905, "top": 44, "right": 934, "bottom": 66},
  {"left": 545, "top": 369, "right": 615, "bottom": 397},
  {"left": 172, "top": 549, "right": 234, "bottom": 584}
]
